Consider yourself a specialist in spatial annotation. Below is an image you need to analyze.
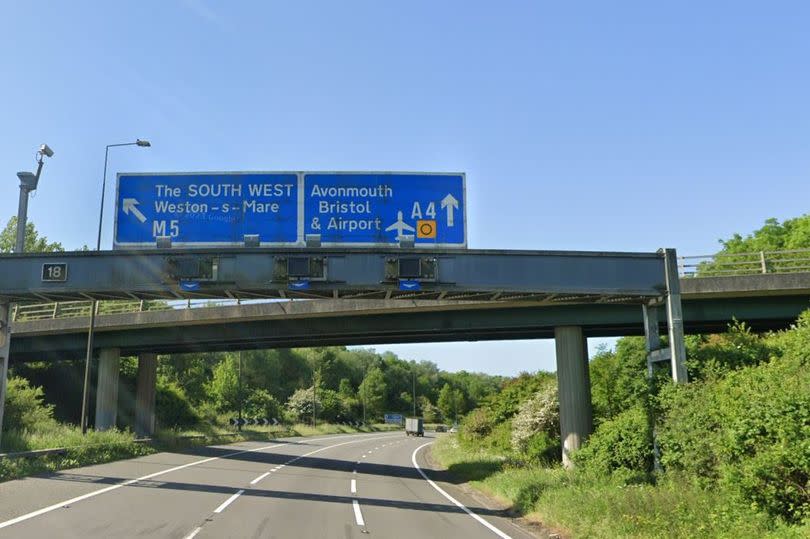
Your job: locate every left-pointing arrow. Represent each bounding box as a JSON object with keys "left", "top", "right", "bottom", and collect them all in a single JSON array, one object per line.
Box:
[{"left": 123, "top": 198, "right": 147, "bottom": 224}]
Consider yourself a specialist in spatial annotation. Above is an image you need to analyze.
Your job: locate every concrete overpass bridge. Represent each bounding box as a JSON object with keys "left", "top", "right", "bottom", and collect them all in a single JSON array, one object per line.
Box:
[
  {"left": 2, "top": 246, "right": 809, "bottom": 466},
  {"left": 7, "top": 270, "right": 810, "bottom": 360}
]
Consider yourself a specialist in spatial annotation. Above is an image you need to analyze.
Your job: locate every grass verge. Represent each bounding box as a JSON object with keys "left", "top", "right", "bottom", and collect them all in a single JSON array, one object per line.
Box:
[
  {"left": 1, "top": 422, "right": 401, "bottom": 483},
  {"left": 432, "top": 435, "right": 809, "bottom": 539}
]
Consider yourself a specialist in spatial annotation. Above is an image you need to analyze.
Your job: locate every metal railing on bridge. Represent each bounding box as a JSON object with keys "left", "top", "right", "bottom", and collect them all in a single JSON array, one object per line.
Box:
[
  {"left": 11, "top": 298, "right": 249, "bottom": 322},
  {"left": 678, "top": 248, "right": 810, "bottom": 277}
]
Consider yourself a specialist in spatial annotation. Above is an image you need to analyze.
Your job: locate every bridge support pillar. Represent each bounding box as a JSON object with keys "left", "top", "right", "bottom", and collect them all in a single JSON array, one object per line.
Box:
[
  {"left": 135, "top": 353, "right": 157, "bottom": 437},
  {"left": 555, "top": 326, "right": 593, "bottom": 468},
  {"left": 0, "top": 302, "right": 11, "bottom": 449},
  {"left": 95, "top": 348, "right": 120, "bottom": 431}
]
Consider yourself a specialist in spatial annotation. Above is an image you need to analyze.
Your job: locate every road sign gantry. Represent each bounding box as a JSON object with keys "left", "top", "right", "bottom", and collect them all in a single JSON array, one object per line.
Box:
[{"left": 0, "top": 247, "right": 668, "bottom": 303}]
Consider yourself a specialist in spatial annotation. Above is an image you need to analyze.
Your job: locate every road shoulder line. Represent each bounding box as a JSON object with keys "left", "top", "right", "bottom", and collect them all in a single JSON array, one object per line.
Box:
[{"left": 412, "top": 442, "right": 513, "bottom": 539}]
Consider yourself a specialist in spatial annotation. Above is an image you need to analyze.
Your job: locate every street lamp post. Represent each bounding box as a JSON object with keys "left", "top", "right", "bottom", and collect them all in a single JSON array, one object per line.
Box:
[
  {"left": 1, "top": 145, "right": 53, "bottom": 450},
  {"left": 237, "top": 351, "right": 243, "bottom": 432},
  {"left": 80, "top": 140, "right": 150, "bottom": 434},
  {"left": 412, "top": 368, "right": 417, "bottom": 416}
]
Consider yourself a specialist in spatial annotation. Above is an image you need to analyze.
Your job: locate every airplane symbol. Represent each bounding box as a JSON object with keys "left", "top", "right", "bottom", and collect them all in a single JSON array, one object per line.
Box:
[{"left": 385, "top": 211, "right": 415, "bottom": 237}]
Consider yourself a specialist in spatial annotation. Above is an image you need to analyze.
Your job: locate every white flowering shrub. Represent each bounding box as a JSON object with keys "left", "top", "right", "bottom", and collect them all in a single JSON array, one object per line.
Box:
[{"left": 511, "top": 384, "right": 559, "bottom": 454}]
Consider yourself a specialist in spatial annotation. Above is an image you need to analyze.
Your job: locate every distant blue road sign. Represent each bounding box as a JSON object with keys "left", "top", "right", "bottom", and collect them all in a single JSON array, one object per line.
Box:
[
  {"left": 115, "top": 172, "right": 299, "bottom": 248},
  {"left": 114, "top": 172, "right": 466, "bottom": 249},
  {"left": 304, "top": 173, "right": 465, "bottom": 247},
  {"left": 384, "top": 413, "right": 404, "bottom": 424}
]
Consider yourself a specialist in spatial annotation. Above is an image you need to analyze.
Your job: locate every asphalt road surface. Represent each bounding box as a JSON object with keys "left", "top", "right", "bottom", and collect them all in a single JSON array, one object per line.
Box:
[{"left": 0, "top": 432, "right": 539, "bottom": 538}]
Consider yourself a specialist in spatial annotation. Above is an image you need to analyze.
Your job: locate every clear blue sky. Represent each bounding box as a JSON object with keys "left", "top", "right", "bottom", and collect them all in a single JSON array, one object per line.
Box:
[{"left": 2, "top": 2, "right": 808, "bottom": 375}]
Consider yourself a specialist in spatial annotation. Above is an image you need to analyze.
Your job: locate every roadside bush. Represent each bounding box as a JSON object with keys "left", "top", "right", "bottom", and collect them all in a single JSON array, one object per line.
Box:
[
  {"left": 156, "top": 381, "right": 200, "bottom": 429},
  {"left": 286, "top": 387, "right": 318, "bottom": 422},
  {"left": 317, "top": 388, "right": 344, "bottom": 422},
  {"left": 658, "top": 324, "right": 810, "bottom": 523},
  {"left": 244, "top": 389, "right": 281, "bottom": 420},
  {"left": 461, "top": 408, "right": 495, "bottom": 439},
  {"left": 2, "top": 377, "right": 56, "bottom": 433},
  {"left": 686, "top": 320, "right": 772, "bottom": 380},
  {"left": 511, "top": 384, "right": 558, "bottom": 455},
  {"left": 574, "top": 404, "right": 652, "bottom": 477}
]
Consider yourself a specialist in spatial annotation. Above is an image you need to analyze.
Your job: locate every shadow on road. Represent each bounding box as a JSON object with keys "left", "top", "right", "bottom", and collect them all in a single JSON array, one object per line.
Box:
[{"left": 39, "top": 434, "right": 511, "bottom": 518}]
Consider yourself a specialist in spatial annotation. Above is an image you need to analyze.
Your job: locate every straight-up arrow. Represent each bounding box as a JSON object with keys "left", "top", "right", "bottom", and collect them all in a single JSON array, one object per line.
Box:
[
  {"left": 123, "top": 198, "right": 147, "bottom": 224},
  {"left": 440, "top": 194, "right": 459, "bottom": 227}
]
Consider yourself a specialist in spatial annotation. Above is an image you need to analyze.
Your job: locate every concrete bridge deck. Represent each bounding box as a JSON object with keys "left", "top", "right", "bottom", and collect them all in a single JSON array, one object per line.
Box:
[{"left": 8, "top": 272, "right": 810, "bottom": 362}]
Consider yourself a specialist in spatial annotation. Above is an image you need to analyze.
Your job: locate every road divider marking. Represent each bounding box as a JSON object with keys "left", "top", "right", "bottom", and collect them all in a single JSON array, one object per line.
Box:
[
  {"left": 214, "top": 489, "right": 244, "bottom": 513},
  {"left": 0, "top": 441, "right": 283, "bottom": 530},
  {"left": 250, "top": 472, "right": 271, "bottom": 485},
  {"left": 184, "top": 526, "right": 202, "bottom": 539},
  {"left": 351, "top": 479, "right": 357, "bottom": 494},
  {"left": 0, "top": 432, "right": 395, "bottom": 531},
  {"left": 412, "top": 443, "right": 512, "bottom": 539},
  {"left": 352, "top": 500, "right": 366, "bottom": 526}
]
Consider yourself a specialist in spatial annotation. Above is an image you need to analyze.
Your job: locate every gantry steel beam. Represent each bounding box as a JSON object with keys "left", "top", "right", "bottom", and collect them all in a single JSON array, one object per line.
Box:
[{"left": 0, "top": 248, "right": 667, "bottom": 303}]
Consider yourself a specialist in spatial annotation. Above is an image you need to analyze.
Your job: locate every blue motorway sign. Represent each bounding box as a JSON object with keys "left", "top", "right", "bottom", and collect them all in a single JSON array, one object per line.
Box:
[
  {"left": 384, "top": 413, "right": 404, "bottom": 425},
  {"left": 304, "top": 173, "right": 465, "bottom": 247},
  {"left": 114, "top": 172, "right": 466, "bottom": 249}
]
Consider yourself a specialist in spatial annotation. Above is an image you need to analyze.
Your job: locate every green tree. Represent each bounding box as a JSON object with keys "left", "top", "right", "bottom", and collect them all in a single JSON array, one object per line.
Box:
[
  {"left": 358, "top": 367, "right": 386, "bottom": 421},
  {"left": 437, "top": 383, "right": 465, "bottom": 422},
  {"left": 0, "top": 217, "right": 63, "bottom": 253},
  {"left": 718, "top": 214, "right": 810, "bottom": 253},
  {"left": 244, "top": 389, "right": 281, "bottom": 420},
  {"left": 205, "top": 356, "right": 240, "bottom": 412}
]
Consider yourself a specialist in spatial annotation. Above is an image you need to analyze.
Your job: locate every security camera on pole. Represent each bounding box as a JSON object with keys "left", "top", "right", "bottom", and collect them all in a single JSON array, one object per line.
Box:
[{"left": 0, "top": 144, "right": 54, "bottom": 450}]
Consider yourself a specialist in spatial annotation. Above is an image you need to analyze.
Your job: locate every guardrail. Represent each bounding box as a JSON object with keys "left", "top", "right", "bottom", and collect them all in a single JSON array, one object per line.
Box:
[
  {"left": 679, "top": 248, "right": 810, "bottom": 277},
  {"left": 11, "top": 298, "right": 254, "bottom": 322}
]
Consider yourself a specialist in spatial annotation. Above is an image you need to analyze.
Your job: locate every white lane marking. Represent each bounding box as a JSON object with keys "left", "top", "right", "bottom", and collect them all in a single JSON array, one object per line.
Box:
[
  {"left": 214, "top": 489, "right": 244, "bottom": 513},
  {"left": 412, "top": 443, "right": 513, "bottom": 539},
  {"left": 351, "top": 479, "right": 357, "bottom": 494},
  {"left": 0, "top": 441, "right": 281, "bottom": 530},
  {"left": 362, "top": 455, "right": 366, "bottom": 458},
  {"left": 352, "top": 500, "right": 365, "bottom": 526},
  {"left": 250, "top": 472, "right": 271, "bottom": 485},
  {"left": 184, "top": 527, "right": 203, "bottom": 539},
  {"left": 0, "top": 432, "right": 395, "bottom": 531}
]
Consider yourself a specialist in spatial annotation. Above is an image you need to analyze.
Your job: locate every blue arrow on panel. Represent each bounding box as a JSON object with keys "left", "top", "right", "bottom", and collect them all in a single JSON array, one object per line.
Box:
[
  {"left": 398, "top": 280, "right": 421, "bottom": 291},
  {"left": 289, "top": 281, "right": 311, "bottom": 290}
]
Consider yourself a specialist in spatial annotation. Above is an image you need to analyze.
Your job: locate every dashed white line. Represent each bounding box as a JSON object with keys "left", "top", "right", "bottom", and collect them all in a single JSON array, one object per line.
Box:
[
  {"left": 351, "top": 479, "right": 357, "bottom": 494},
  {"left": 0, "top": 441, "right": 286, "bottom": 530},
  {"left": 352, "top": 500, "right": 366, "bottom": 526},
  {"left": 0, "top": 432, "right": 397, "bottom": 532},
  {"left": 412, "top": 442, "right": 513, "bottom": 539},
  {"left": 183, "top": 526, "right": 203, "bottom": 539},
  {"left": 214, "top": 489, "right": 245, "bottom": 513},
  {"left": 250, "top": 471, "right": 271, "bottom": 485}
]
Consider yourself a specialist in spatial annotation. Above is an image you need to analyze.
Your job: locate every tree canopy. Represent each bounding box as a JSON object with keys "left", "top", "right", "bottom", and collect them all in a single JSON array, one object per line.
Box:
[{"left": 0, "top": 217, "right": 63, "bottom": 253}]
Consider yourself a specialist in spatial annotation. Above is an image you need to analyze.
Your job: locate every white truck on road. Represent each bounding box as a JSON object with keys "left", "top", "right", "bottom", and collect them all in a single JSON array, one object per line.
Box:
[{"left": 405, "top": 417, "right": 424, "bottom": 437}]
